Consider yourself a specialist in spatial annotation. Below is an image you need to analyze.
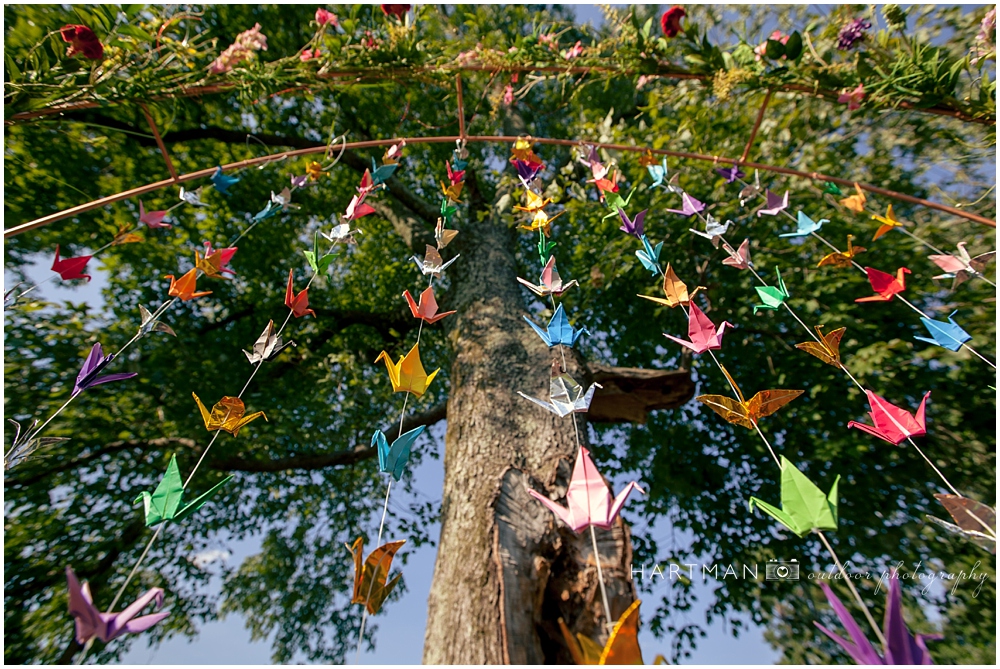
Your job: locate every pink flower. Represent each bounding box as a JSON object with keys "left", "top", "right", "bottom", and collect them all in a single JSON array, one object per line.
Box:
[
  {"left": 564, "top": 41, "right": 583, "bottom": 60},
  {"left": 208, "top": 23, "right": 268, "bottom": 74},
  {"left": 636, "top": 74, "right": 659, "bottom": 90},
  {"left": 538, "top": 33, "right": 557, "bottom": 50},
  {"left": 838, "top": 84, "right": 865, "bottom": 110},
  {"left": 503, "top": 84, "right": 514, "bottom": 106},
  {"left": 300, "top": 48, "right": 321, "bottom": 62},
  {"left": 315, "top": 8, "right": 337, "bottom": 27},
  {"left": 755, "top": 30, "right": 789, "bottom": 61}
]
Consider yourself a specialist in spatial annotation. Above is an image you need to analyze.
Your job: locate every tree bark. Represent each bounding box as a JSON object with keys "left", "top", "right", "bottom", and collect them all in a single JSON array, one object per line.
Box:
[{"left": 421, "top": 172, "right": 639, "bottom": 663}]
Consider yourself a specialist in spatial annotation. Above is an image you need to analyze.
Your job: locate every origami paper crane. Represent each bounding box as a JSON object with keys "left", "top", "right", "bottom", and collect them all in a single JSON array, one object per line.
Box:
[
  {"left": 138, "top": 201, "right": 170, "bottom": 228},
  {"left": 4, "top": 418, "right": 69, "bottom": 470},
  {"left": 403, "top": 286, "right": 456, "bottom": 324},
  {"left": 194, "top": 243, "right": 238, "bottom": 280},
  {"left": 663, "top": 303, "right": 732, "bottom": 355},
  {"left": 179, "top": 186, "right": 208, "bottom": 207},
  {"left": 795, "top": 325, "right": 846, "bottom": 368},
  {"left": 290, "top": 174, "right": 309, "bottom": 189},
  {"left": 721, "top": 238, "right": 752, "bottom": 270},
  {"left": 871, "top": 204, "right": 903, "bottom": 240},
  {"left": 647, "top": 158, "right": 683, "bottom": 193},
  {"left": 522, "top": 209, "right": 565, "bottom": 234},
  {"left": 164, "top": 268, "right": 212, "bottom": 301},
  {"left": 137, "top": 305, "right": 176, "bottom": 338},
  {"left": 581, "top": 145, "right": 608, "bottom": 180},
  {"left": 370, "top": 157, "right": 399, "bottom": 186},
  {"left": 538, "top": 231, "right": 558, "bottom": 265},
  {"left": 823, "top": 182, "right": 843, "bottom": 196},
  {"left": 443, "top": 160, "right": 465, "bottom": 186},
  {"left": 817, "top": 235, "right": 865, "bottom": 268},
  {"left": 928, "top": 242, "right": 996, "bottom": 289},
  {"left": 513, "top": 158, "right": 542, "bottom": 182},
  {"left": 270, "top": 187, "right": 299, "bottom": 212},
  {"left": 524, "top": 303, "right": 588, "bottom": 348},
  {"left": 285, "top": 270, "right": 315, "bottom": 318},
  {"left": 588, "top": 170, "right": 619, "bottom": 196},
  {"left": 839, "top": 183, "right": 867, "bottom": 213},
  {"left": 515, "top": 189, "right": 552, "bottom": 215},
  {"left": 697, "top": 364, "right": 803, "bottom": 430},
  {"left": 321, "top": 223, "right": 361, "bottom": 246},
  {"left": 779, "top": 211, "right": 828, "bottom": 238},
  {"left": 639, "top": 264, "right": 703, "bottom": 308},
  {"left": 371, "top": 425, "right": 426, "bottom": 481},
  {"left": 518, "top": 364, "right": 602, "bottom": 416},
  {"left": 440, "top": 180, "right": 464, "bottom": 202},
  {"left": 135, "top": 455, "right": 232, "bottom": 527},
  {"left": 601, "top": 187, "right": 636, "bottom": 220},
  {"left": 665, "top": 193, "right": 705, "bottom": 217},
  {"left": 715, "top": 163, "right": 746, "bottom": 184},
  {"left": 383, "top": 140, "right": 405, "bottom": 164},
  {"left": 111, "top": 224, "right": 143, "bottom": 246},
  {"left": 855, "top": 267, "right": 910, "bottom": 303},
  {"left": 375, "top": 343, "right": 439, "bottom": 397},
  {"left": 435, "top": 217, "right": 458, "bottom": 249},
  {"left": 739, "top": 170, "right": 762, "bottom": 206},
  {"left": 343, "top": 193, "right": 376, "bottom": 222},
  {"left": 689, "top": 214, "right": 732, "bottom": 247},
  {"left": 559, "top": 599, "right": 644, "bottom": 665},
  {"left": 210, "top": 166, "right": 240, "bottom": 195},
  {"left": 511, "top": 138, "right": 539, "bottom": 162},
  {"left": 252, "top": 200, "right": 280, "bottom": 222},
  {"left": 244, "top": 320, "right": 295, "bottom": 364},
  {"left": 756, "top": 190, "right": 789, "bottom": 217},
  {"left": 193, "top": 393, "right": 267, "bottom": 436},
  {"left": 618, "top": 208, "right": 647, "bottom": 238},
  {"left": 517, "top": 256, "right": 579, "bottom": 297},
  {"left": 74, "top": 343, "right": 136, "bottom": 396},
  {"left": 528, "top": 446, "right": 643, "bottom": 533},
  {"left": 635, "top": 235, "right": 664, "bottom": 275},
  {"left": 440, "top": 198, "right": 458, "bottom": 222},
  {"left": 848, "top": 390, "right": 929, "bottom": 445},
  {"left": 914, "top": 312, "right": 971, "bottom": 352},
  {"left": 67, "top": 567, "right": 169, "bottom": 645},
  {"left": 752, "top": 268, "right": 790, "bottom": 314},
  {"left": 411, "top": 244, "right": 460, "bottom": 276},
  {"left": 303, "top": 231, "right": 337, "bottom": 275},
  {"left": 638, "top": 149, "right": 658, "bottom": 167},
  {"left": 51, "top": 245, "right": 92, "bottom": 282},
  {"left": 305, "top": 161, "right": 323, "bottom": 181},
  {"left": 815, "top": 569, "right": 941, "bottom": 664},
  {"left": 347, "top": 537, "right": 405, "bottom": 615},
  {"left": 748, "top": 456, "right": 839, "bottom": 536},
  {"left": 926, "top": 494, "right": 996, "bottom": 552}
]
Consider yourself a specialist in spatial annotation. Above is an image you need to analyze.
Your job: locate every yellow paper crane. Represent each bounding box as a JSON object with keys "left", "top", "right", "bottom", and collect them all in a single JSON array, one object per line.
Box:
[
  {"left": 192, "top": 393, "right": 267, "bottom": 436},
  {"left": 871, "top": 204, "right": 904, "bottom": 240},
  {"left": 374, "top": 343, "right": 439, "bottom": 397},
  {"left": 519, "top": 209, "right": 564, "bottom": 236}
]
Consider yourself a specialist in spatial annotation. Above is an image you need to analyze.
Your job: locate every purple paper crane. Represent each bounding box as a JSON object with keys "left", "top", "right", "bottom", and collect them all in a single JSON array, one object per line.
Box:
[
  {"left": 528, "top": 447, "right": 644, "bottom": 533},
  {"left": 73, "top": 343, "right": 137, "bottom": 396},
  {"left": 714, "top": 163, "right": 745, "bottom": 184},
  {"left": 618, "top": 208, "right": 647, "bottom": 238},
  {"left": 665, "top": 193, "right": 705, "bottom": 217},
  {"left": 815, "top": 569, "right": 940, "bottom": 664},
  {"left": 757, "top": 190, "right": 790, "bottom": 217},
  {"left": 663, "top": 303, "right": 732, "bottom": 354},
  {"left": 66, "top": 567, "right": 170, "bottom": 645}
]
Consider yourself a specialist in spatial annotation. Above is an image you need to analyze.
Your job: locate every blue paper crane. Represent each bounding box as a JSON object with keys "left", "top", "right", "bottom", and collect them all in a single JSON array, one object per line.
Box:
[
  {"left": 778, "top": 211, "right": 828, "bottom": 238},
  {"left": 210, "top": 167, "right": 241, "bottom": 196},
  {"left": 635, "top": 235, "right": 664, "bottom": 276},
  {"left": 914, "top": 311, "right": 972, "bottom": 352},
  {"left": 524, "top": 303, "right": 588, "bottom": 348},
  {"left": 371, "top": 425, "right": 426, "bottom": 481}
]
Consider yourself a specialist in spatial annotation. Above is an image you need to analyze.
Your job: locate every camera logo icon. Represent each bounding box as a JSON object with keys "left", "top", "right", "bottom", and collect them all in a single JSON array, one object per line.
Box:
[{"left": 765, "top": 559, "right": 800, "bottom": 581}]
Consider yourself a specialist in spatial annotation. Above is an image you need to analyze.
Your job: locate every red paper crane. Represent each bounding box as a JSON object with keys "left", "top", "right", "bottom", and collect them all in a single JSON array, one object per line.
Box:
[
  {"left": 285, "top": 270, "right": 315, "bottom": 318},
  {"left": 848, "top": 390, "right": 930, "bottom": 445},
  {"left": 855, "top": 267, "right": 911, "bottom": 303},
  {"left": 51, "top": 245, "right": 92, "bottom": 282},
  {"left": 402, "top": 286, "right": 456, "bottom": 324}
]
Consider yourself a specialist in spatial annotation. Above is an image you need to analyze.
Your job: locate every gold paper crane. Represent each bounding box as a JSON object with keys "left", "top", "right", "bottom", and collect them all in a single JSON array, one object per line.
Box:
[
  {"left": 192, "top": 393, "right": 267, "bottom": 436},
  {"left": 374, "top": 343, "right": 439, "bottom": 397}
]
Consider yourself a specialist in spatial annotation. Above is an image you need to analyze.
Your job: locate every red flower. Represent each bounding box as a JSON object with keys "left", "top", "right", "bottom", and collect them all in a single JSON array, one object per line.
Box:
[
  {"left": 380, "top": 5, "right": 410, "bottom": 20},
  {"left": 60, "top": 24, "right": 104, "bottom": 61},
  {"left": 660, "top": 6, "right": 686, "bottom": 38},
  {"left": 315, "top": 8, "right": 337, "bottom": 27}
]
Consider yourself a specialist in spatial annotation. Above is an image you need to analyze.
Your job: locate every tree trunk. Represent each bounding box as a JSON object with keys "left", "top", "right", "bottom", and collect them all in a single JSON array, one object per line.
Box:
[{"left": 421, "top": 173, "right": 637, "bottom": 663}]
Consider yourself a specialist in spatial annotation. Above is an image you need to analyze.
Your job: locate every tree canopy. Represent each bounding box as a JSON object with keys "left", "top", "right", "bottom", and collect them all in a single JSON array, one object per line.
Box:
[{"left": 4, "top": 4, "right": 996, "bottom": 665}]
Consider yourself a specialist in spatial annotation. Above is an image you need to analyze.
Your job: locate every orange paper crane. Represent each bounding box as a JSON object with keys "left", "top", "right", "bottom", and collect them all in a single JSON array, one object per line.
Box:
[
  {"left": 285, "top": 270, "right": 315, "bottom": 318},
  {"left": 696, "top": 364, "right": 803, "bottom": 430},
  {"left": 347, "top": 537, "right": 405, "bottom": 615},
  {"left": 795, "top": 325, "right": 847, "bottom": 368},
  {"left": 374, "top": 343, "right": 439, "bottom": 397},
  {"left": 559, "top": 599, "right": 645, "bottom": 665},
  {"left": 855, "top": 267, "right": 911, "bottom": 302},
  {"left": 638, "top": 264, "right": 704, "bottom": 309},
  {"left": 403, "top": 287, "right": 456, "bottom": 324},
  {"left": 192, "top": 393, "right": 267, "bottom": 436},
  {"left": 164, "top": 268, "right": 212, "bottom": 301},
  {"left": 871, "top": 204, "right": 903, "bottom": 240},
  {"left": 51, "top": 245, "right": 93, "bottom": 282},
  {"left": 839, "top": 183, "right": 867, "bottom": 213}
]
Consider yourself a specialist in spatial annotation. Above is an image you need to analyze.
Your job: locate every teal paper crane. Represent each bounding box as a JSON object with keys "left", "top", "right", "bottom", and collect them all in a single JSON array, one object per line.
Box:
[
  {"left": 635, "top": 235, "right": 664, "bottom": 276},
  {"left": 135, "top": 455, "right": 232, "bottom": 527},
  {"left": 914, "top": 311, "right": 972, "bottom": 352},
  {"left": 524, "top": 303, "right": 588, "bottom": 348},
  {"left": 371, "top": 425, "right": 426, "bottom": 481},
  {"left": 753, "top": 268, "right": 790, "bottom": 314},
  {"left": 748, "top": 456, "right": 839, "bottom": 537}
]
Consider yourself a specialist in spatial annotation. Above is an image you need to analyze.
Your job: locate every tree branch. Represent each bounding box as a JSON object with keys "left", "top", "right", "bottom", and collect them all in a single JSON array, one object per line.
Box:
[{"left": 207, "top": 400, "right": 448, "bottom": 472}]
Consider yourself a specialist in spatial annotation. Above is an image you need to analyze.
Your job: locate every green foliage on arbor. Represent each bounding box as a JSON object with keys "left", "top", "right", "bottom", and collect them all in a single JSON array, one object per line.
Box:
[{"left": 4, "top": 4, "right": 996, "bottom": 665}]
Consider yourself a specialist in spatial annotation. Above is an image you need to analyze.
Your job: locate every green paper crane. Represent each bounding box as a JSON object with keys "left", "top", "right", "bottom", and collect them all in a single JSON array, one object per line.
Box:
[
  {"left": 601, "top": 187, "right": 636, "bottom": 220},
  {"left": 135, "top": 455, "right": 233, "bottom": 527},
  {"left": 752, "top": 268, "right": 790, "bottom": 314},
  {"left": 303, "top": 231, "right": 337, "bottom": 275},
  {"left": 538, "top": 229, "right": 557, "bottom": 265},
  {"left": 748, "top": 456, "right": 840, "bottom": 537},
  {"left": 823, "top": 182, "right": 843, "bottom": 196}
]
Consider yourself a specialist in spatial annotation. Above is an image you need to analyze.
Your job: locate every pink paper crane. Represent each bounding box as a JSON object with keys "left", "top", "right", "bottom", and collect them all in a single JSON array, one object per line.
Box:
[
  {"left": 855, "top": 267, "right": 911, "bottom": 303},
  {"left": 663, "top": 303, "right": 732, "bottom": 354},
  {"left": 848, "top": 390, "right": 930, "bottom": 445},
  {"left": 528, "top": 447, "right": 644, "bottom": 533},
  {"left": 721, "top": 238, "right": 752, "bottom": 270},
  {"left": 138, "top": 201, "right": 171, "bottom": 229},
  {"left": 66, "top": 567, "right": 169, "bottom": 645},
  {"left": 517, "top": 255, "right": 579, "bottom": 297},
  {"left": 402, "top": 286, "right": 456, "bottom": 324},
  {"left": 51, "top": 245, "right": 92, "bottom": 282},
  {"left": 202, "top": 241, "right": 238, "bottom": 276}
]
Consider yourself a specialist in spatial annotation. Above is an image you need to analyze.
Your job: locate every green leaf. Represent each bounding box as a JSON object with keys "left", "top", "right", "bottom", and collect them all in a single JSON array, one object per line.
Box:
[
  {"left": 641, "top": 17, "right": 653, "bottom": 40},
  {"left": 784, "top": 32, "right": 802, "bottom": 61},
  {"left": 5, "top": 53, "right": 22, "bottom": 83},
  {"left": 764, "top": 38, "right": 784, "bottom": 60}
]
